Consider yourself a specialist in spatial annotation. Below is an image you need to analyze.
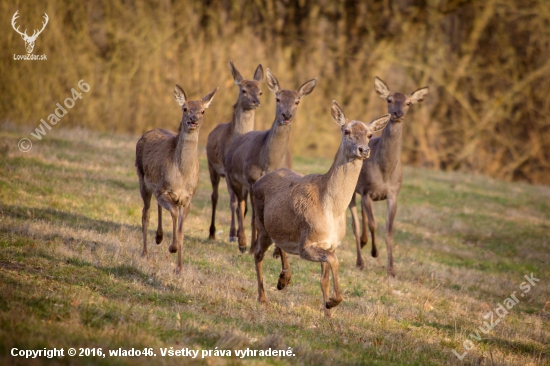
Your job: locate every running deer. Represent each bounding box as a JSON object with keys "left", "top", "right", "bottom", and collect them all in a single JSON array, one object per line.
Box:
[
  {"left": 206, "top": 61, "right": 264, "bottom": 242},
  {"left": 224, "top": 68, "right": 317, "bottom": 253},
  {"left": 252, "top": 101, "right": 390, "bottom": 317},
  {"left": 349, "top": 77, "right": 429, "bottom": 275},
  {"left": 136, "top": 85, "right": 218, "bottom": 273}
]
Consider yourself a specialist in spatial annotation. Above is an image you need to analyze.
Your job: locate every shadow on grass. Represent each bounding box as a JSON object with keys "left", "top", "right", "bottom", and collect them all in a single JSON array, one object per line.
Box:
[{"left": 1, "top": 204, "right": 140, "bottom": 234}]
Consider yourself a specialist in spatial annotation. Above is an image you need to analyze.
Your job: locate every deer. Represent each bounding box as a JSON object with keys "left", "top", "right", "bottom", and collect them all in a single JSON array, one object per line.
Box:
[
  {"left": 252, "top": 101, "right": 390, "bottom": 317},
  {"left": 135, "top": 84, "right": 218, "bottom": 273},
  {"left": 224, "top": 68, "right": 317, "bottom": 254},
  {"left": 206, "top": 61, "right": 264, "bottom": 242},
  {"left": 11, "top": 11, "right": 49, "bottom": 54},
  {"left": 349, "top": 77, "right": 429, "bottom": 276}
]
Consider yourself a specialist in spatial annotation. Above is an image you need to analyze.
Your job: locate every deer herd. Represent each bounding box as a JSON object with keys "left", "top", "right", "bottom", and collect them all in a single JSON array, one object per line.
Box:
[{"left": 136, "top": 62, "right": 429, "bottom": 317}]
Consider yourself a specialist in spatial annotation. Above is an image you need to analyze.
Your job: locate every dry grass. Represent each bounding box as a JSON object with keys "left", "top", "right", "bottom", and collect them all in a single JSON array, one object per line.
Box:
[
  {"left": 0, "top": 124, "right": 549, "bottom": 365},
  {"left": 1, "top": 1, "right": 550, "bottom": 183}
]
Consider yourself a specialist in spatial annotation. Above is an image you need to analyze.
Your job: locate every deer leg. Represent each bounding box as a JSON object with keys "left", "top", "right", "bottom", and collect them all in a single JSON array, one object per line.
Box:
[
  {"left": 325, "top": 251, "right": 343, "bottom": 310},
  {"left": 385, "top": 195, "right": 398, "bottom": 277},
  {"left": 174, "top": 204, "right": 190, "bottom": 274},
  {"left": 254, "top": 231, "right": 273, "bottom": 303},
  {"left": 360, "top": 199, "right": 369, "bottom": 248},
  {"left": 299, "top": 244, "right": 343, "bottom": 317},
  {"left": 250, "top": 192, "right": 258, "bottom": 253},
  {"left": 319, "top": 262, "right": 331, "bottom": 317},
  {"left": 226, "top": 178, "right": 238, "bottom": 242},
  {"left": 155, "top": 204, "right": 163, "bottom": 244},
  {"left": 139, "top": 186, "right": 152, "bottom": 257},
  {"left": 277, "top": 249, "right": 292, "bottom": 290},
  {"left": 273, "top": 246, "right": 282, "bottom": 259},
  {"left": 208, "top": 163, "right": 220, "bottom": 240},
  {"left": 362, "top": 194, "right": 378, "bottom": 258},
  {"left": 244, "top": 190, "right": 248, "bottom": 218},
  {"left": 156, "top": 192, "right": 181, "bottom": 271},
  {"left": 236, "top": 188, "right": 248, "bottom": 253},
  {"left": 349, "top": 192, "right": 365, "bottom": 269}
]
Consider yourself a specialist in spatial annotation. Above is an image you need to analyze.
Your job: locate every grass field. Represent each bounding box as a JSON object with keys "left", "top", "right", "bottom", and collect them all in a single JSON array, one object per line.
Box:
[{"left": 0, "top": 123, "right": 548, "bottom": 365}]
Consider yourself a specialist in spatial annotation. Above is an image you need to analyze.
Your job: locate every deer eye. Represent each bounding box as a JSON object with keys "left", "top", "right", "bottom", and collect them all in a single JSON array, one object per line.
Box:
[
  {"left": 344, "top": 130, "right": 350, "bottom": 135},
  {"left": 368, "top": 133, "right": 373, "bottom": 138},
  {"left": 242, "top": 90, "right": 247, "bottom": 94},
  {"left": 276, "top": 98, "right": 280, "bottom": 103},
  {"left": 295, "top": 101, "right": 299, "bottom": 105},
  {"left": 387, "top": 98, "right": 391, "bottom": 103},
  {"left": 407, "top": 101, "right": 411, "bottom": 106},
  {"left": 201, "top": 110, "right": 205, "bottom": 114},
  {"left": 259, "top": 92, "right": 263, "bottom": 96},
  {"left": 183, "top": 107, "right": 187, "bottom": 112}
]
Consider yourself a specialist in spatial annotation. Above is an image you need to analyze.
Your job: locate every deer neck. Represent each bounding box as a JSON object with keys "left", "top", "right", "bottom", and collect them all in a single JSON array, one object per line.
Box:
[
  {"left": 260, "top": 119, "right": 291, "bottom": 171},
  {"left": 377, "top": 118, "right": 403, "bottom": 177},
  {"left": 230, "top": 105, "right": 256, "bottom": 142},
  {"left": 174, "top": 128, "right": 199, "bottom": 173},
  {"left": 321, "top": 144, "right": 363, "bottom": 215}
]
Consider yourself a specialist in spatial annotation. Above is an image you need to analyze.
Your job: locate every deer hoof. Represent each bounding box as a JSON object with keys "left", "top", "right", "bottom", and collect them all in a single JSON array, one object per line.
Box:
[
  {"left": 169, "top": 245, "right": 177, "bottom": 253},
  {"left": 155, "top": 233, "right": 163, "bottom": 244},
  {"left": 239, "top": 246, "right": 247, "bottom": 254},
  {"left": 360, "top": 240, "right": 368, "bottom": 249},
  {"left": 326, "top": 296, "right": 343, "bottom": 309},
  {"left": 229, "top": 236, "right": 237, "bottom": 242},
  {"left": 356, "top": 261, "right": 365, "bottom": 270},
  {"left": 141, "top": 251, "right": 148, "bottom": 258},
  {"left": 174, "top": 266, "right": 182, "bottom": 275},
  {"left": 277, "top": 273, "right": 291, "bottom": 290},
  {"left": 387, "top": 267, "right": 396, "bottom": 278},
  {"left": 371, "top": 248, "right": 379, "bottom": 257}
]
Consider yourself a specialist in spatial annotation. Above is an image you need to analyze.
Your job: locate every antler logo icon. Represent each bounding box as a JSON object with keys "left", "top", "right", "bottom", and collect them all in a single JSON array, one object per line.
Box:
[{"left": 11, "top": 11, "right": 49, "bottom": 54}]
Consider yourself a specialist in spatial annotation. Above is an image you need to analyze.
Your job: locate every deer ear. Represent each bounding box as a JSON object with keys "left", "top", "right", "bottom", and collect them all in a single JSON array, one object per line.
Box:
[
  {"left": 297, "top": 78, "right": 317, "bottom": 97},
  {"left": 266, "top": 68, "right": 280, "bottom": 93},
  {"left": 410, "top": 86, "right": 429, "bottom": 104},
  {"left": 367, "top": 114, "right": 391, "bottom": 132},
  {"left": 230, "top": 61, "right": 244, "bottom": 85},
  {"left": 174, "top": 84, "right": 187, "bottom": 106},
  {"left": 253, "top": 64, "right": 264, "bottom": 82},
  {"left": 202, "top": 87, "right": 218, "bottom": 109},
  {"left": 331, "top": 100, "right": 347, "bottom": 127},
  {"left": 374, "top": 77, "right": 390, "bottom": 99}
]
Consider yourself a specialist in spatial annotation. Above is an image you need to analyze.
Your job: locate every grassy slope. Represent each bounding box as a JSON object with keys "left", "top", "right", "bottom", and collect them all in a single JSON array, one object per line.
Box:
[{"left": 0, "top": 125, "right": 548, "bottom": 365}]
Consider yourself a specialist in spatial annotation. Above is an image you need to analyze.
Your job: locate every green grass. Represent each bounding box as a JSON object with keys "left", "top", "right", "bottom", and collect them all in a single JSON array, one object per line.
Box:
[{"left": 0, "top": 124, "right": 549, "bottom": 365}]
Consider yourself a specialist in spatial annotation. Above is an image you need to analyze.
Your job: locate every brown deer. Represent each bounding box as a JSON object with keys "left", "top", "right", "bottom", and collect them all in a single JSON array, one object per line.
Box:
[
  {"left": 206, "top": 61, "right": 264, "bottom": 242},
  {"left": 252, "top": 101, "right": 390, "bottom": 317},
  {"left": 224, "top": 68, "right": 317, "bottom": 253},
  {"left": 135, "top": 84, "right": 218, "bottom": 273},
  {"left": 349, "top": 77, "right": 429, "bottom": 276}
]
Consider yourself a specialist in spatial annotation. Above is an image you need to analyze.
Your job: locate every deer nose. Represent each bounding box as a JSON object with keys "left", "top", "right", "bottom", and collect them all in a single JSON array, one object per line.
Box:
[
  {"left": 282, "top": 113, "right": 292, "bottom": 120},
  {"left": 358, "top": 145, "right": 370, "bottom": 158},
  {"left": 189, "top": 116, "right": 198, "bottom": 123},
  {"left": 393, "top": 111, "right": 404, "bottom": 119}
]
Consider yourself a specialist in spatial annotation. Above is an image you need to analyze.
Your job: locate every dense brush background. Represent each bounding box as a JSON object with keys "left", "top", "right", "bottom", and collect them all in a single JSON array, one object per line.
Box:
[{"left": 1, "top": 0, "right": 549, "bottom": 183}]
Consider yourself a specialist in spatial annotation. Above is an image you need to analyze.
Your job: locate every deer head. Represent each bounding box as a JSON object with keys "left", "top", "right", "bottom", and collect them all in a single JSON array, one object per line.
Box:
[
  {"left": 230, "top": 61, "right": 264, "bottom": 110},
  {"left": 174, "top": 84, "right": 218, "bottom": 133},
  {"left": 12, "top": 11, "right": 49, "bottom": 54},
  {"left": 374, "top": 77, "right": 429, "bottom": 121},
  {"left": 331, "top": 100, "right": 390, "bottom": 160},
  {"left": 266, "top": 68, "right": 317, "bottom": 126}
]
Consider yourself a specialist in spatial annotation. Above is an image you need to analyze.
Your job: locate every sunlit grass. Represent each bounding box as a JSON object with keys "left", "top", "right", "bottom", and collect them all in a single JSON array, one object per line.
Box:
[{"left": 0, "top": 126, "right": 548, "bottom": 365}]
